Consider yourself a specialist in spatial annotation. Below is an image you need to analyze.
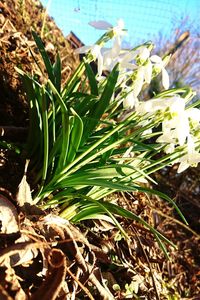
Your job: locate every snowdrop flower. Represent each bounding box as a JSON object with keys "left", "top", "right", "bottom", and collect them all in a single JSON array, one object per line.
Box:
[
  {"left": 119, "top": 51, "right": 138, "bottom": 70},
  {"left": 177, "top": 135, "right": 200, "bottom": 173},
  {"left": 76, "top": 44, "right": 104, "bottom": 77},
  {"left": 101, "top": 20, "right": 131, "bottom": 73},
  {"left": 112, "top": 19, "right": 125, "bottom": 36},
  {"left": 112, "top": 19, "right": 126, "bottom": 55},
  {"left": 132, "top": 67, "right": 145, "bottom": 97},
  {"left": 143, "top": 59, "right": 152, "bottom": 84},
  {"left": 136, "top": 96, "right": 193, "bottom": 150},
  {"left": 162, "top": 100, "right": 189, "bottom": 147},
  {"left": 187, "top": 107, "right": 200, "bottom": 129},
  {"left": 123, "top": 88, "right": 138, "bottom": 109},
  {"left": 89, "top": 18, "right": 125, "bottom": 38},
  {"left": 136, "top": 96, "right": 183, "bottom": 115},
  {"left": 139, "top": 47, "right": 151, "bottom": 61},
  {"left": 150, "top": 55, "right": 169, "bottom": 89},
  {"left": 76, "top": 19, "right": 127, "bottom": 77},
  {"left": 133, "top": 46, "right": 169, "bottom": 88}
]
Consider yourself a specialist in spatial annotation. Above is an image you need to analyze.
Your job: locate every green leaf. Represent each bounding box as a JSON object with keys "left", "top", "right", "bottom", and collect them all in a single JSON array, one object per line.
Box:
[
  {"left": 32, "top": 31, "right": 55, "bottom": 83},
  {"left": 62, "top": 61, "right": 85, "bottom": 99},
  {"left": 69, "top": 198, "right": 175, "bottom": 253},
  {"left": 36, "top": 87, "right": 49, "bottom": 197},
  {"left": 16, "top": 70, "right": 43, "bottom": 159},
  {"left": 66, "top": 108, "right": 83, "bottom": 163},
  {"left": 84, "top": 61, "right": 98, "bottom": 96},
  {"left": 48, "top": 80, "right": 70, "bottom": 173},
  {"left": 82, "top": 64, "right": 119, "bottom": 143},
  {"left": 53, "top": 53, "right": 62, "bottom": 92}
]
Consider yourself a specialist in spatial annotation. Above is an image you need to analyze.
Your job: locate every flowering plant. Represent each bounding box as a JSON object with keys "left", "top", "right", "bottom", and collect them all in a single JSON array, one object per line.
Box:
[
  {"left": 77, "top": 19, "right": 200, "bottom": 173},
  {"left": 17, "top": 20, "right": 200, "bottom": 255}
]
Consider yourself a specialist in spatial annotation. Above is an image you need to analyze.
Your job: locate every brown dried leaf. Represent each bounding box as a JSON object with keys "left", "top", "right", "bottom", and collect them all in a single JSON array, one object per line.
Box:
[
  {"left": 0, "top": 194, "right": 18, "bottom": 233},
  {"left": 4, "top": 266, "right": 27, "bottom": 300},
  {"left": 16, "top": 160, "right": 33, "bottom": 207},
  {"left": 0, "top": 241, "right": 40, "bottom": 267},
  {"left": 0, "top": 283, "right": 14, "bottom": 300},
  {"left": 31, "top": 249, "right": 67, "bottom": 300}
]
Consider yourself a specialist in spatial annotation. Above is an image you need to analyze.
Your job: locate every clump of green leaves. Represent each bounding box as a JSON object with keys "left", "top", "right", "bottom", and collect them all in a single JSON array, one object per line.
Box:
[{"left": 16, "top": 24, "right": 200, "bottom": 256}]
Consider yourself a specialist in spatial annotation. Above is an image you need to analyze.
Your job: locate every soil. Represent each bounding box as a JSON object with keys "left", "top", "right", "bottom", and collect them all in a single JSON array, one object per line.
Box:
[{"left": 0, "top": 1, "right": 199, "bottom": 299}]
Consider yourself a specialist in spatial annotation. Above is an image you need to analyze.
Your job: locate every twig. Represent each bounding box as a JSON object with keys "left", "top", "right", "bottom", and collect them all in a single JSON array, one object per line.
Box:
[{"left": 0, "top": 126, "right": 27, "bottom": 142}]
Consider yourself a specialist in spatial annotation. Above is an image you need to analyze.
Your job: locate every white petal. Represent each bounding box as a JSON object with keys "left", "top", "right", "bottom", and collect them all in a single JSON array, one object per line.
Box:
[
  {"left": 117, "top": 19, "right": 125, "bottom": 30},
  {"left": 144, "top": 61, "right": 152, "bottom": 83},
  {"left": 187, "top": 134, "right": 196, "bottom": 153},
  {"left": 150, "top": 55, "right": 162, "bottom": 64},
  {"left": 177, "top": 161, "right": 189, "bottom": 173},
  {"left": 156, "top": 133, "right": 174, "bottom": 144},
  {"left": 120, "top": 62, "right": 137, "bottom": 70},
  {"left": 112, "top": 36, "right": 121, "bottom": 57},
  {"left": 97, "top": 53, "right": 103, "bottom": 77},
  {"left": 187, "top": 108, "right": 200, "bottom": 122},
  {"left": 88, "top": 20, "right": 112, "bottom": 30},
  {"left": 133, "top": 68, "right": 144, "bottom": 97},
  {"left": 162, "top": 67, "right": 169, "bottom": 89},
  {"left": 164, "top": 143, "right": 175, "bottom": 154},
  {"left": 189, "top": 152, "right": 200, "bottom": 164},
  {"left": 75, "top": 45, "right": 91, "bottom": 54},
  {"left": 114, "top": 19, "right": 125, "bottom": 34},
  {"left": 123, "top": 93, "right": 136, "bottom": 109},
  {"left": 139, "top": 47, "right": 150, "bottom": 61},
  {"left": 176, "top": 115, "right": 189, "bottom": 146}
]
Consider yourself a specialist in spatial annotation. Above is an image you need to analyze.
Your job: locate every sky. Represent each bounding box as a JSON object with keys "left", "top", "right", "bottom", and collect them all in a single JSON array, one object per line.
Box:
[{"left": 40, "top": 0, "right": 200, "bottom": 47}]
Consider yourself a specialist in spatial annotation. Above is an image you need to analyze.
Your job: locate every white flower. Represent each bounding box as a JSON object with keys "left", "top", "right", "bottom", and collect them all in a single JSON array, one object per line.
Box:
[
  {"left": 136, "top": 96, "right": 194, "bottom": 149},
  {"left": 103, "top": 19, "right": 126, "bottom": 63},
  {"left": 132, "top": 67, "right": 145, "bottom": 97},
  {"left": 187, "top": 107, "right": 200, "bottom": 130},
  {"left": 177, "top": 135, "right": 200, "bottom": 173},
  {"left": 143, "top": 60, "right": 152, "bottom": 84},
  {"left": 75, "top": 44, "right": 104, "bottom": 77},
  {"left": 136, "top": 48, "right": 170, "bottom": 89},
  {"left": 113, "top": 19, "right": 125, "bottom": 35},
  {"left": 137, "top": 96, "right": 185, "bottom": 114},
  {"left": 139, "top": 47, "right": 151, "bottom": 61},
  {"left": 150, "top": 55, "right": 169, "bottom": 89},
  {"left": 123, "top": 90, "right": 138, "bottom": 109},
  {"left": 132, "top": 47, "right": 168, "bottom": 87},
  {"left": 165, "top": 143, "right": 175, "bottom": 154},
  {"left": 118, "top": 51, "right": 138, "bottom": 70}
]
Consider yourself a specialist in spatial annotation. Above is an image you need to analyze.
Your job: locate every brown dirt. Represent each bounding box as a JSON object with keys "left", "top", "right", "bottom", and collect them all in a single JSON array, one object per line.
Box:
[{"left": 0, "top": 1, "right": 200, "bottom": 299}]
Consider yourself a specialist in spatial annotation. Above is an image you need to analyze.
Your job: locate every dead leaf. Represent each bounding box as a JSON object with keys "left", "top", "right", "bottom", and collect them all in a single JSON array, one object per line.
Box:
[
  {"left": 31, "top": 249, "right": 67, "bottom": 300},
  {"left": 4, "top": 266, "right": 27, "bottom": 300},
  {"left": 0, "top": 241, "right": 40, "bottom": 267},
  {"left": 0, "top": 194, "right": 18, "bottom": 233},
  {"left": 16, "top": 160, "right": 33, "bottom": 207}
]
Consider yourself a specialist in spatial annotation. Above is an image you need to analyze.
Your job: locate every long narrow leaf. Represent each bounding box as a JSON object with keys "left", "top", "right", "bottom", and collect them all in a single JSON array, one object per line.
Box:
[
  {"left": 66, "top": 108, "right": 83, "bottom": 163},
  {"left": 36, "top": 88, "right": 49, "bottom": 197},
  {"left": 82, "top": 64, "right": 119, "bottom": 143},
  {"left": 84, "top": 61, "right": 98, "bottom": 96},
  {"left": 32, "top": 31, "right": 55, "bottom": 84},
  {"left": 53, "top": 53, "right": 62, "bottom": 92},
  {"left": 48, "top": 80, "right": 70, "bottom": 172}
]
